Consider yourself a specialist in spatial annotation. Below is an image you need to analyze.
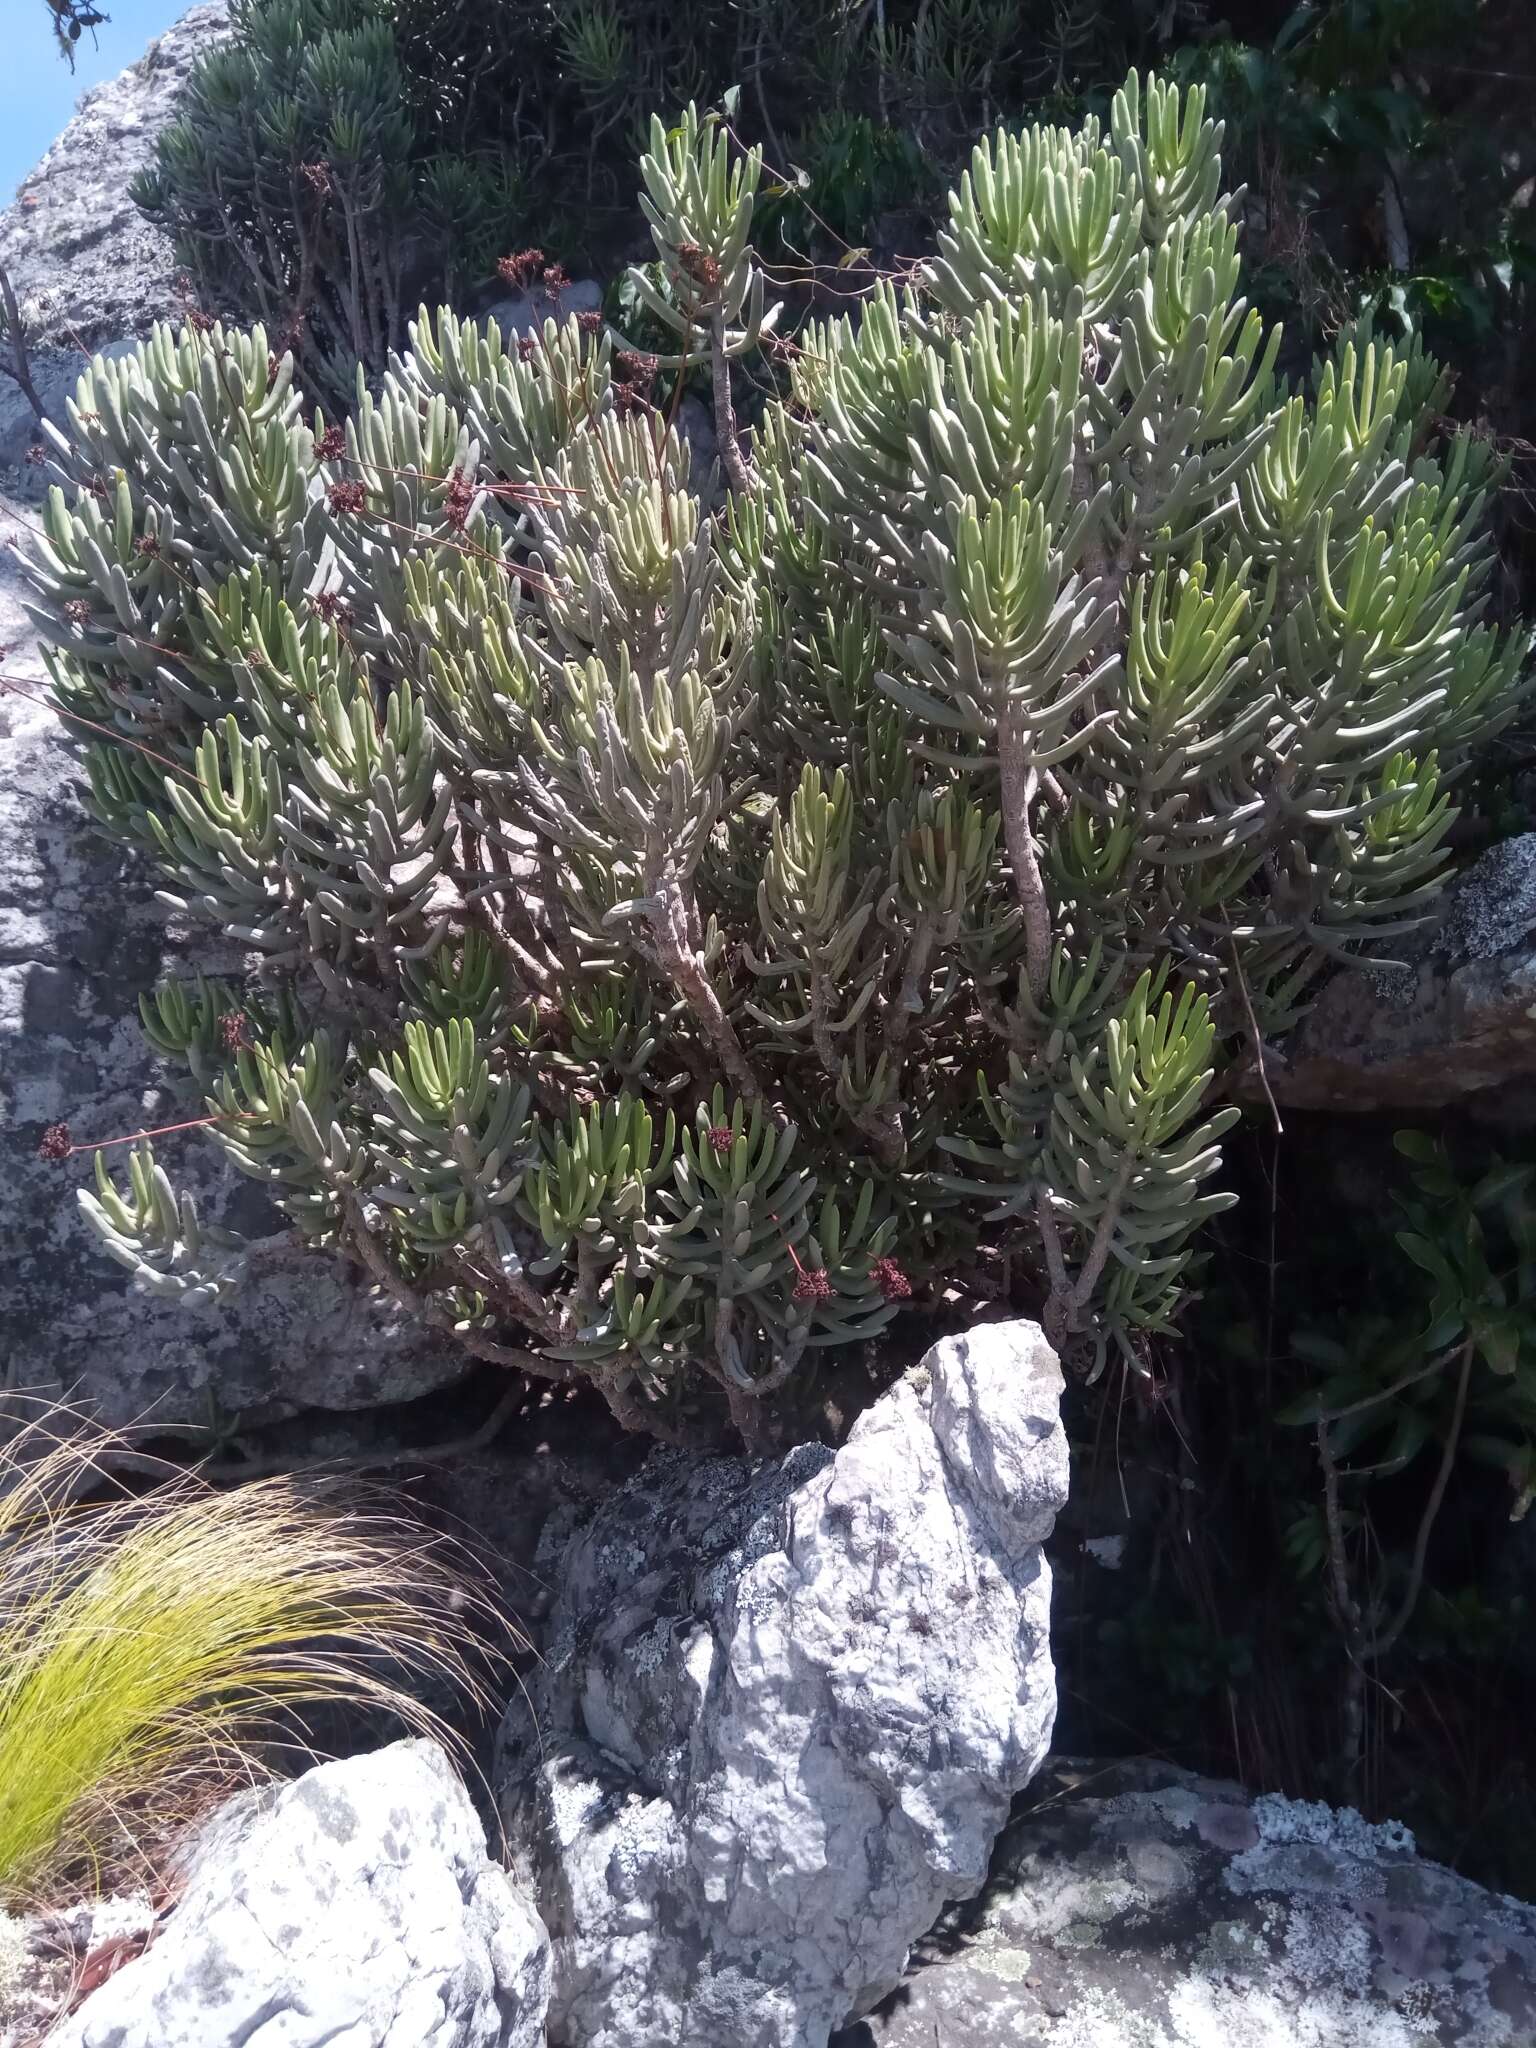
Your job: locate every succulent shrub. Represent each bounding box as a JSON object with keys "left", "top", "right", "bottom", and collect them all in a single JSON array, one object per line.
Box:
[
  {"left": 130, "top": 0, "right": 1177, "bottom": 400},
  {"left": 131, "top": 0, "right": 530, "bottom": 407},
  {"left": 21, "top": 81, "right": 1529, "bottom": 1446}
]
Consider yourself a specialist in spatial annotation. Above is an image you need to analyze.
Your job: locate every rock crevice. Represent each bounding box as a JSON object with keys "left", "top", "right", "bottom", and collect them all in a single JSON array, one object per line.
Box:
[{"left": 496, "top": 1320, "right": 1069, "bottom": 2048}]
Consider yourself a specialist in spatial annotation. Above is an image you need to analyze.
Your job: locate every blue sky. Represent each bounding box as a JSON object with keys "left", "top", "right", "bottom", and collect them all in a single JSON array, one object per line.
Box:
[{"left": 2, "top": 0, "right": 184, "bottom": 204}]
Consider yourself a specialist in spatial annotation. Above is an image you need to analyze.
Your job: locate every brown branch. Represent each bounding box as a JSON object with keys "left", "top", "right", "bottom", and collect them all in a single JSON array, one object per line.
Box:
[
  {"left": 341, "top": 1198, "right": 569, "bottom": 1381},
  {"left": 647, "top": 875, "right": 764, "bottom": 1107},
  {"left": 709, "top": 308, "right": 756, "bottom": 497},
  {"left": 1224, "top": 916, "right": 1283, "bottom": 1136},
  {"left": 1070, "top": 1160, "right": 1133, "bottom": 1312},
  {"left": 1316, "top": 1414, "right": 1367, "bottom": 1794},
  {"left": 202, "top": 1379, "right": 527, "bottom": 1485},
  {"left": 0, "top": 260, "right": 46, "bottom": 423},
  {"left": 996, "top": 705, "right": 1052, "bottom": 1002},
  {"left": 1374, "top": 1337, "right": 1474, "bottom": 1660}
]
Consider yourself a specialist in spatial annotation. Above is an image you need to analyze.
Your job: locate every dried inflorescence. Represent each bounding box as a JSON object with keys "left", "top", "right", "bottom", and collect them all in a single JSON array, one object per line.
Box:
[{"left": 24, "top": 83, "right": 1530, "bottom": 1442}]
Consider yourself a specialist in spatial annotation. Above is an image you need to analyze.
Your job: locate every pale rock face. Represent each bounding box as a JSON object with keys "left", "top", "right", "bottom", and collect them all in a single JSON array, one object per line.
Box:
[
  {"left": 0, "top": 5, "right": 234, "bottom": 473},
  {"left": 496, "top": 1319, "right": 1069, "bottom": 2048},
  {"left": 49, "top": 1742, "right": 551, "bottom": 2048}
]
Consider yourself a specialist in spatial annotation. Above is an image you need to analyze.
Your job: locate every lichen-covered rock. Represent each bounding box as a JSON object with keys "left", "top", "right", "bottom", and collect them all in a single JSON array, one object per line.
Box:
[
  {"left": 47, "top": 1741, "right": 550, "bottom": 2048},
  {"left": 1246, "top": 835, "right": 1536, "bottom": 1115},
  {"left": 0, "top": 6, "right": 234, "bottom": 482},
  {"left": 838, "top": 1758, "right": 1536, "bottom": 2047},
  {"left": 496, "top": 1319, "right": 1068, "bottom": 2048}
]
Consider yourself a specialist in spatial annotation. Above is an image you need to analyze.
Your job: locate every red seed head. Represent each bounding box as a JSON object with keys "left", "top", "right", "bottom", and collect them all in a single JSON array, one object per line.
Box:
[
  {"left": 442, "top": 467, "right": 475, "bottom": 533},
  {"left": 871, "top": 1255, "right": 912, "bottom": 1301},
  {"left": 314, "top": 424, "right": 346, "bottom": 462},
  {"left": 37, "top": 1122, "right": 72, "bottom": 1161},
  {"left": 674, "top": 242, "right": 723, "bottom": 292},
  {"left": 497, "top": 248, "right": 547, "bottom": 291},
  {"left": 218, "top": 1011, "right": 251, "bottom": 1053},
  {"left": 312, "top": 589, "right": 354, "bottom": 628},
  {"left": 707, "top": 1124, "right": 734, "bottom": 1158},
  {"left": 327, "top": 480, "right": 367, "bottom": 517},
  {"left": 793, "top": 1266, "right": 834, "bottom": 1304}
]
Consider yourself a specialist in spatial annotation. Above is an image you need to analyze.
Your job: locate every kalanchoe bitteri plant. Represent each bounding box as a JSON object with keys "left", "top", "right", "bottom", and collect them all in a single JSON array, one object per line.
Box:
[{"left": 17, "top": 82, "right": 1530, "bottom": 1445}]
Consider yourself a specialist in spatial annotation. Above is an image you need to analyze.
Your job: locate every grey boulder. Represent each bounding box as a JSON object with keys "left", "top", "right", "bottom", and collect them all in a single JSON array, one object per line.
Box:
[
  {"left": 841, "top": 1758, "right": 1536, "bottom": 2047},
  {"left": 497, "top": 1318, "right": 1068, "bottom": 2048},
  {"left": 481, "top": 278, "right": 604, "bottom": 336},
  {"left": 50, "top": 1741, "right": 550, "bottom": 2048},
  {"left": 1245, "top": 834, "right": 1536, "bottom": 1116}
]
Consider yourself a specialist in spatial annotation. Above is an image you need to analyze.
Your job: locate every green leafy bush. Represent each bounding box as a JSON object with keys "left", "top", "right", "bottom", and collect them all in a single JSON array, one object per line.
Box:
[{"left": 22, "top": 82, "right": 1529, "bottom": 1446}]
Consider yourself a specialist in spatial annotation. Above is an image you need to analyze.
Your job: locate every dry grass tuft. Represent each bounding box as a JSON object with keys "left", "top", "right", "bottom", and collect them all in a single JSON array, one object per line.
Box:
[{"left": 0, "top": 1401, "right": 501, "bottom": 1907}]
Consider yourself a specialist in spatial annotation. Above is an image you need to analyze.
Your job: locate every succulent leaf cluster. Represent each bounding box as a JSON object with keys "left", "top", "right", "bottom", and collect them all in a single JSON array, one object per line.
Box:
[{"left": 22, "top": 81, "right": 1529, "bottom": 1441}]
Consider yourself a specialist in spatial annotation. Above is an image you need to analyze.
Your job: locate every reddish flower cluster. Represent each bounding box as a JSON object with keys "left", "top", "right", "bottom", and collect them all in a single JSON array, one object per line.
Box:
[
  {"left": 707, "top": 1124, "right": 734, "bottom": 1157},
  {"left": 442, "top": 467, "right": 475, "bottom": 533},
  {"left": 870, "top": 1255, "right": 912, "bottom": 1301},
  {"left": 674, "top": 241, "right": 723, "bottom": 292},
  {"left": 327, "top": 480, "right": 367, "bottom": 517},
  {"left": 300, "top": 160, "right": 333, "bottom": 198},
  {"left": 25, "top": 443, "right": 46, "bottom": 468},
  {"left": 218, "top": 1011, "right": 251, "bottom": 1053},
  {"left": 614, "top": 348, "right": 659, "bottom": 416},
  {"left": 792, "top": 1266, "right": 835, "bottom": 1304},
  {"left": 314, "top": 424, "right": 347, "bottom": 462},
  {"left": 576, "top": 309, "right": 603, "bottom": 336},
  {"left": 169, "top": 266, "right": 220, "bottom": 333},
  {"left": 37, "top": 1122, "right": 72, "bottom": 1161},
  {"left": 64, "top": 598, "right": 92, "bottom": 625},
  {"left": 497, "top": 248, "right": 547, "bottom": 290},
  {"left": 133, "top": 533, "right": 160, "bottom": 558},
  {"left": 312, "top": 589, "right": 354, "bottom": 628}
]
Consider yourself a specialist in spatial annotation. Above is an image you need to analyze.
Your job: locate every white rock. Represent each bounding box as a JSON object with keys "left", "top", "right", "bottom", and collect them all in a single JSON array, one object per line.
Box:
[
  {"left": 496, "top": 1318, "right": 1068, "bottom": 2048},
  {"left": 50, "top": 1742, "right": 550, "bottom": 2048}
]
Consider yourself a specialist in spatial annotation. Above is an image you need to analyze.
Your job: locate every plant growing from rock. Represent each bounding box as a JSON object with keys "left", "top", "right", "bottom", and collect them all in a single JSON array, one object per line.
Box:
[{"left": 19, "top": 80, "right": 1529, "bottom": 1446}]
